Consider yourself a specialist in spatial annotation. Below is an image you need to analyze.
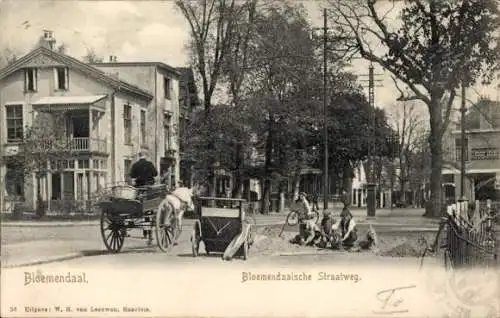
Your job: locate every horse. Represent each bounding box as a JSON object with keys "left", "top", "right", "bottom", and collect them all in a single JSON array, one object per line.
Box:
[{"left": 156, "top": 187, "right": 197, "bottom": 245}]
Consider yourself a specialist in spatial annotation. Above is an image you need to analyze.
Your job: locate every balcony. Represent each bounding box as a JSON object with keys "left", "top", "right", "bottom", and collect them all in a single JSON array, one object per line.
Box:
[
  {"left": 69, "top": 137, "right": 107, "bottom": 153},
  {"left": 31, "top": 137, "right": 107, "bottom": 154}
]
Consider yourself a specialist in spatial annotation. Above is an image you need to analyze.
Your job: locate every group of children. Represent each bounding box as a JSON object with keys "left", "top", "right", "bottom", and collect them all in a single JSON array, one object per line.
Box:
[{"left": 292, "top": 192, "right": 377, "bottom": 251}]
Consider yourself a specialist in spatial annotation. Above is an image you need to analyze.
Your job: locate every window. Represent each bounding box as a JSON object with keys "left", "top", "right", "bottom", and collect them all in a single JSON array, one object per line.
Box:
[
  {"left": 123, "top": 104, "right": 132, "bottom": 144},
  {"left": 124, "top": 159, "right": 132, "bottom": 182},
  {"left": 24, "top": 68, "right": 37, "bottom": 92},
  {"left": 164, "top": 77, "right": 171, "bottom": 99},
  {"left": 6, "top": 105, "right": 23, "bottom": 142},
  {"left": 77, "top": 159, "right": 89, "bottom": 169},
  {"left": 164, "top": 114, "right": 171, "bottom": 150},
  {"left": 5, "top": 162, "right": 24, "bottom": 197},
  {"left": 140, "top": 110, "right": 146, "bottom": 145},
  {"left": 54, "top": 67, "right": 69, "bottom": 90}
]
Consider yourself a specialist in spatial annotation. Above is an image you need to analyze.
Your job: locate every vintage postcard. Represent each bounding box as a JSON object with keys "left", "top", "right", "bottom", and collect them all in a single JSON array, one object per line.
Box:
[{"left": 1, "top": 0, "right": 499, "bottom": 317}]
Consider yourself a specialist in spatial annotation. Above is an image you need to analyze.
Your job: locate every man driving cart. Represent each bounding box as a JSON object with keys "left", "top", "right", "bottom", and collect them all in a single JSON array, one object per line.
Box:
[{"left": 129, "top": 151, "right": 159, "bottom": 243}]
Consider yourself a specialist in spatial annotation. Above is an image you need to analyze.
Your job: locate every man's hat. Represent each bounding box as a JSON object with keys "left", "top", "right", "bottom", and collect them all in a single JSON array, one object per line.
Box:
[{"left": 299, "top": 192, "right": 307, "bottom": 197}]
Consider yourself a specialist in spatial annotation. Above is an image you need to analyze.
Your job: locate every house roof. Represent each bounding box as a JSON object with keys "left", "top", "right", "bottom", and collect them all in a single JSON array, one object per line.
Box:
[
  {"left": 0, "top": 47, "right": 153, "bottom": 101},
  {"left": 91, "top": 61, "right": 181, "bottom": 78},
  {"left": 33, "top": 95, "right": 108, "bottom": 105}
]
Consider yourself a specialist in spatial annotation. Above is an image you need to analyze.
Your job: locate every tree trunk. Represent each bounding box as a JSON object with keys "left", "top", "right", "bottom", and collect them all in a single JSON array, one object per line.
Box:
[
  {"left": 233, "top": 144, "right": 244, "bottom": 199},
  {"left": 261, "top": 179, "right": 271, "bottom": 214},
  {"left": 292, "top": 174, "right": 300, "bottom": 200},
  {"left": 204, "top": 97, "right": 216, "bottom": 205},
  {"left": 425, "top": 98, "right": 444, "bottom": 217},
  {"left": 278, "top": 180, "right": 286, "bottom": 213},
  {"left": 260, "top": 118, "right": 273, "bottom": 214},
  {"left": 342, "top": 164, "right": 353, "bottom": 206}
]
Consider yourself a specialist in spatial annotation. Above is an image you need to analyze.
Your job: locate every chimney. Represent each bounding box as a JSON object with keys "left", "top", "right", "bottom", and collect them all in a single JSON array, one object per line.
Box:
[{"left": 41, "top": 30, "right": 56, "bottom": 50}]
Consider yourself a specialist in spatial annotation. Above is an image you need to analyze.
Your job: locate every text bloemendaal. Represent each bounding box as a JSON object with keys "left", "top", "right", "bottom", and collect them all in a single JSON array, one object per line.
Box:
[
  {"left": 24, "top": 271, "right": 88, "bottom": 286},
  {"left": 241, "top": 271, "right": 361, "bottom": 283}
]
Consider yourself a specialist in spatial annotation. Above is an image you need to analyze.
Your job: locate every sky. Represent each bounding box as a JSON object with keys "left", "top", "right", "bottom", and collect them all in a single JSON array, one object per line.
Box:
[{"left": 0, "top": 0, "right": 498, "bottom": 124}]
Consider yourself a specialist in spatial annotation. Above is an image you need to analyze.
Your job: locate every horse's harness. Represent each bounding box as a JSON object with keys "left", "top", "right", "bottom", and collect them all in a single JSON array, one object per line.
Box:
[{"left": 166, "top": 193, "right": 190, "bottom": 216}]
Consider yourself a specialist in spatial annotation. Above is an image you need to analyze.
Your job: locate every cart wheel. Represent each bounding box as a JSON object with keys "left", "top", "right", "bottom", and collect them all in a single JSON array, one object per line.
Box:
[
  {"left": 155, "top": 205, "right": 175, "bottom": 252},
  {"left": 100, "top": 210, "right": 125, "bottom": 253},
  {"left": 191, "top": 228, "right": 200, "bottom": 257},
  {"left": 242, "top": 241, "right": 249, "bottom": 260}
]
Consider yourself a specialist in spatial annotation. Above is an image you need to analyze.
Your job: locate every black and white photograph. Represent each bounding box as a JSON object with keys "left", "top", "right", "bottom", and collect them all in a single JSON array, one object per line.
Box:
[{"left": 0, "top": 0, "right": 499, "bottom": 317}]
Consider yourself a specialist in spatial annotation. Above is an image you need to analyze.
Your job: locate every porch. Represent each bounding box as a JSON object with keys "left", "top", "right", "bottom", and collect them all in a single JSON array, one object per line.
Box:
[{"left": 31, "top": 95, "right": 108, "bottom": 155}]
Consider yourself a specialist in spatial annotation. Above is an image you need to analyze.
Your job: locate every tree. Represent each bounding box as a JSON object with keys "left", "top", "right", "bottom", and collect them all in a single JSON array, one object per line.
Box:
[
  {"left": 5, "top": 112, "right": 71, "bottom": 216},
  {"left": 243, "top": 3, "right": 320, "bottom": 213},
  {"left": 221, "top": 0, "right": 258, "bottom": 198},
  {"left": 82, "top": 48, "right": 103, "bottom": 63},
  {"left": 180, "top": 104, "right": 254, "bottom": 192},
  {"left": 176, "top": 0, "right": 251, "bottom": 198},
  {"left": 328, "top": 0, "right": 500, "bottom": 216},
  {"left": 389, "top": 101, "right": 427, "bottom": 205},
  {"left": 0, "top": 48, "right": 18, "bottom": 68},
  {"left": 56, "top": 43, "right": 68, "bottom": 54}
]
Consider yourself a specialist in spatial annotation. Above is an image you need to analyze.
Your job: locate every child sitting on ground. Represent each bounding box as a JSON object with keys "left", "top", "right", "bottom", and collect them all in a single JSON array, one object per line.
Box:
[
  {"left": 315, "top": 210, "right": 335, "bottom": 248},
  {"left": 331, "top": 206, "right": 358, "bottom": 250}
]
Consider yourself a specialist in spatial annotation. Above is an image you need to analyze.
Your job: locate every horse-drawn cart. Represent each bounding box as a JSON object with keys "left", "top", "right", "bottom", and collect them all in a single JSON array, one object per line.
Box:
[
  {"left": 191, "top": 197, "right": 254, "bottom": 260},
  {"left": 96, "top": 184, "right": 175, "bottom": 253}
]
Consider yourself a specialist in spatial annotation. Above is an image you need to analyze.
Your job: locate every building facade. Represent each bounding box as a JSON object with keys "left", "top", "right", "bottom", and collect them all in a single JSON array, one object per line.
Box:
[
  {"left": 442, "top": 99, "right": 500, "bottom": 202},
  {"left": 91, "top": 60, "right": 182, "bottom": 188},
  {"left": 0, "top": 35, "right": 180, "bottom": 212}
]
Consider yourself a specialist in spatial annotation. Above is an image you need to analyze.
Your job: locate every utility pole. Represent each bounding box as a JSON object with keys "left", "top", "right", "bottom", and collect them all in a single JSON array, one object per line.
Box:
[
  {"left": 359, "top": 63, "right": 383, "bottom": 216},
  {"left": 460, "top": 79, "right": 467, "bottom": 201},
  {"left": 323, "top": 8, "right": 329, "bottom": 210}
]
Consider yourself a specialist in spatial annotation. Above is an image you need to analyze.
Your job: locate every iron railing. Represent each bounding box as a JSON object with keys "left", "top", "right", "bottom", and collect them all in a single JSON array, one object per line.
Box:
[{"left": 421, "top": 201, "right": 498, "bottom": 269}]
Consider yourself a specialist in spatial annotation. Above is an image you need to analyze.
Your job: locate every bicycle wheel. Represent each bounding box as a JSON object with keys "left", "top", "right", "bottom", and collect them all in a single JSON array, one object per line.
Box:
[{"left": 286, "top": 211, "right": 299, "bottom": 226}]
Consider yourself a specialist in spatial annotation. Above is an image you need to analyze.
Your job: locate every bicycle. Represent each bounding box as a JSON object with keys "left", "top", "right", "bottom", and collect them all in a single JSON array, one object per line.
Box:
[{"left": 285, "top": 208, "right": 320, "bottom": 226}]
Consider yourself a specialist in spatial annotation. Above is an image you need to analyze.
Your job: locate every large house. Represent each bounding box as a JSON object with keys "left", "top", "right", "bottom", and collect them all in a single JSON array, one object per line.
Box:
[
  {"left": 0, "top": 32, "right": 183, "bottom": 212},
  {"left": 442, "top": 98, "right": 500, "bottom": 202},
  {"left": 90, "top": 59, "right": 182, "bottom": 188}
]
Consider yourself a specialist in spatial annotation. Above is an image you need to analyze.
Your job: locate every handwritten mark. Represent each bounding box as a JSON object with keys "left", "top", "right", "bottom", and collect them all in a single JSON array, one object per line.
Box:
[{"left": 372, "top": 285, "right": 416, "bottom": 315}]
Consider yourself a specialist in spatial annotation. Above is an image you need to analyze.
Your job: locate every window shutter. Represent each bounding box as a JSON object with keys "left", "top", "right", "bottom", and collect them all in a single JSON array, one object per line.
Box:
[
  {"left": 54, "top": 67, "right": 59, "bottom": 90},
  {"left": 64, "top": 68, "right": 69, "bottom": 90},
  {"left": 33, "top": 69, "right": 38, "bottom": 91}
]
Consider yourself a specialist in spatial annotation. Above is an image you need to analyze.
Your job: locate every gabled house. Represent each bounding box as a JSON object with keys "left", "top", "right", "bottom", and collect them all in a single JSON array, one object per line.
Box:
[{"left": 0, "top": 35, "right": 166, "bottom": 212}]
